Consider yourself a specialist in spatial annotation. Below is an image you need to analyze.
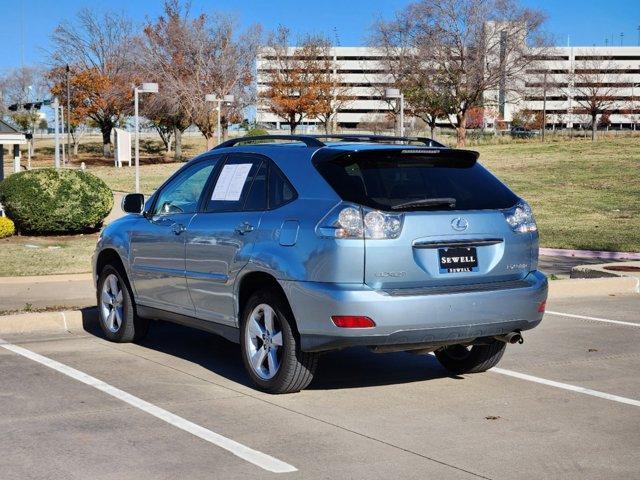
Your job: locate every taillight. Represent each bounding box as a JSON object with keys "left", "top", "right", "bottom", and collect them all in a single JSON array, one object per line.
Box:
[
  {"left": 316, "top": 203, "right": 404, "bottom": 239},
  {"left": 503, "top": 200, "right": 537, "bottom": 233},
  {"left": 331, "top": 316, "right": 376, "bottom": 328},
  {"left": 537, "top": 300, "right": 546, "bottom": 313}
]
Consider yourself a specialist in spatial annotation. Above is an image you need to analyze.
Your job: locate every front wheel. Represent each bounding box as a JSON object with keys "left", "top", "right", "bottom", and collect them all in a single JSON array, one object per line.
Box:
[
  {"left": 240, "top": 289, "right": 318, "bottom": 394},
  {"left": 434, "top": 340, "right": 506, "bottom": 375},
  {"left": 97, "top": 265, "right": 149, "bottom": 343}
]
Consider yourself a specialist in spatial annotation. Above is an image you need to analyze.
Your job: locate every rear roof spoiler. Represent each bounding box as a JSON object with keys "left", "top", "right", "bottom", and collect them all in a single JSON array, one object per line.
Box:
[{"left": 313, "top": 146, "right": 480, "bottom": 167}]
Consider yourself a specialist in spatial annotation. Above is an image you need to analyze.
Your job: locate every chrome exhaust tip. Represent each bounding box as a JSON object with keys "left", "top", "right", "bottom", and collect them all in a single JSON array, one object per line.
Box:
[{"left": 494, "top": 331, "right": 523, "bottom": 344}]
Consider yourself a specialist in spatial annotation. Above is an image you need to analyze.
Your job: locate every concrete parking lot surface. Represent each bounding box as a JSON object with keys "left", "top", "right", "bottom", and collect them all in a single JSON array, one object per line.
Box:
[{"left": 1, "top": 294, "right": 638, "bottom": 479}]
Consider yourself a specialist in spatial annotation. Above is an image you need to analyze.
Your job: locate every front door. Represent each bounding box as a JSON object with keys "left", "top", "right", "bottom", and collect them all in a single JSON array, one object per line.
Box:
[
  {"left": 186, "top": 154, "right": 267, "bottom": 326},
  {"left": 130, "top": 158, "right": 218, "bottom": 315}
]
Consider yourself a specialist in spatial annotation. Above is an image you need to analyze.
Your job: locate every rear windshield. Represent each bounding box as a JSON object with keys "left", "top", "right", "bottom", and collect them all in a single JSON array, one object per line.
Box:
[{"left": 315, "top": 152, "right": 518, "bottom": 211}]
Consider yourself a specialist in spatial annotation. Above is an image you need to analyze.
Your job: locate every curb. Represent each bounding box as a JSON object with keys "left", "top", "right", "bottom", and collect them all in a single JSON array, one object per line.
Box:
[
  {"left": 0, "top": 308, "right": 97, "bottom": 335},
  {"left": 540, "top": 248, "right": 640, "bottom": 261},
  {"left": 548, "top": 276, "right": 640, "bottom": 299},
  {"left": 570, "top": 261, "right": 640, "bottom": 279}
]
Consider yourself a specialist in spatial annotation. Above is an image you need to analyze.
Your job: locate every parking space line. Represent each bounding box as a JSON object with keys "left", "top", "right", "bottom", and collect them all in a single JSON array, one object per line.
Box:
[
  {"left": 546, "top": 310, "right": 640, "bottom": 327},
  {"left": 424, "top": 352, "right": 640, "bottom": 407},
  {"left": 491, "top": 367, "right": 640, "bottom": 407},
  {"left": 0, "top": 338, "right": 297, "bottom": 474}
]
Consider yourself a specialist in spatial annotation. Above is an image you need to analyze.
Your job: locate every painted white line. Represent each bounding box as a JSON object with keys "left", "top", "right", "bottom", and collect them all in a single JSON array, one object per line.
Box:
[
  {"left": 546, "top": 310, "right": 640, "bottom": 327},
  {"left": 490, "top": 367, "right": 640, "bottom": 407},
  {"left": 60, "top": 312, "right": 69, "bottom": 331},
  {"left": 427, "top": 352, "right": 640, "bottom": 407},
  {"left": 0, "top": 338, "right": 296, "bottom": 474}
]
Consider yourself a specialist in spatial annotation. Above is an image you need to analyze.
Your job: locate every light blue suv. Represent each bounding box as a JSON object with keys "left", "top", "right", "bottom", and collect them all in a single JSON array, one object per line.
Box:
[{"left": 93, "top": 135, "right": 547, "bottom": 393}]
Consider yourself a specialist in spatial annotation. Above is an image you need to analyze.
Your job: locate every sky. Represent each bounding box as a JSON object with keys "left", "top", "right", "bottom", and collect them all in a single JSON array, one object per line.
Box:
[{"left": 0, "top": 0, "right": 639, "bottom": 72}]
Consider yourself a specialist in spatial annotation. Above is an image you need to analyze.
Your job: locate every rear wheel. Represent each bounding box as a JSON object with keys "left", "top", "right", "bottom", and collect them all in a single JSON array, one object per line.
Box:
[
  {"left": 434, "top": 340, "right": 506, "bottom": 374},
  {"left": 240, "top": 289, "right": 318, "bottom": 394},
  {"left": 97, "top": 265, "right": 149, "bottom": 343}
]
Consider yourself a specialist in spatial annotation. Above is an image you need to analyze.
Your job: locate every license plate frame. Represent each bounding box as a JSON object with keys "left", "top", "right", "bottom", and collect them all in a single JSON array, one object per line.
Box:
[{"left": 438, "top": 246, "right": 479, "bottom": 274}]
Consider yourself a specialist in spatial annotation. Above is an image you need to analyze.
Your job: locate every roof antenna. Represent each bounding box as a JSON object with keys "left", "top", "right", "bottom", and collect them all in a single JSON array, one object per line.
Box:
[{"left": 333, "top": 26, "right": 341, "bottom": 47}]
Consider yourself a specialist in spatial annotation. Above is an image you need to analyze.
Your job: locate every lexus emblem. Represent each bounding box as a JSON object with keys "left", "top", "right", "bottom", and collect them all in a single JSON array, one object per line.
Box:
[{"left": 451, "top": 217, "right": 468, "bottom": 231}]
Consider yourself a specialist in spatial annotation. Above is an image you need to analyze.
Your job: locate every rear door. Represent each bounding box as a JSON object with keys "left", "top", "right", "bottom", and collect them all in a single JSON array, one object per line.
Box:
[{"left": 315, "top": 148, "right": 533, "bottom": 290}]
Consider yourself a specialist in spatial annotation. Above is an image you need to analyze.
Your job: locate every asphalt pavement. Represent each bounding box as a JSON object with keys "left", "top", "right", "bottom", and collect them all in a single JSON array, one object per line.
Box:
[{"left": 1, "top": 293, "right": 639, "bottom": 479}]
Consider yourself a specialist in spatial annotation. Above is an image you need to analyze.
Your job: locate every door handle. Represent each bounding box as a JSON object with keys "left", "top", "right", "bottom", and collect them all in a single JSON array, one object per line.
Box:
[
  {"left": 172, "top": 223, "right": 186, "bottom": 235},
  {"left": 235, "top": 222, "right": 255, "bottom": 235}
]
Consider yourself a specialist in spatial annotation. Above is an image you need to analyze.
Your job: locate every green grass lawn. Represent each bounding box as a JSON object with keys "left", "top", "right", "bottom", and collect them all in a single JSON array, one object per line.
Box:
[
  {"left": 88, "top": 162, "right": 182, "bottom": 195},
  {"left": 0, "top": 233, "right": 99, "bottom": 277},
  {"left": 475, "top": 137, "right": 639, "bottom": 252},
  {"left": 1, "top": 136, "right": 638, "bottom": 277}
]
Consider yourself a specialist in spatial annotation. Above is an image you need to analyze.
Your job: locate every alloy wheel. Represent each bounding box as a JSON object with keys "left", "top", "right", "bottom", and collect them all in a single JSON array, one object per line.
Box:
[
  {"left": 100, "top": 274, "right": 124, "bottom": 333},
  {"left": 245, "top": 303, "right": 284, "bottom": 380}
]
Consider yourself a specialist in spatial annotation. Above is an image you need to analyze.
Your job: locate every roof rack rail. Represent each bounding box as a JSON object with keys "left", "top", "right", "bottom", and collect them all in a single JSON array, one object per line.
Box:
[
  {"left": 213, "top": 135, "right": 325, "bottom": 149},
  {"left": 212, "top": 133, "right": 447, "bottom": 150},
  {"left": 309, "top": 134, "right": 446, "bottom": 148}
]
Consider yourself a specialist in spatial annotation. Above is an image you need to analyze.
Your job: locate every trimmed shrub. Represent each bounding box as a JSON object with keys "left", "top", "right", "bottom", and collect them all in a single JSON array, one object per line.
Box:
[
  {"left": 241, "top": 128, "right": 271, "bottom": 145},
  {"left": 244, "top": 127, "right": 269, "bottom": 138},
  {"left": 0, "top": 169, "right": 113, "bottom": 234},
  {"left": 0, "top": 216, "right": 15, "bottom": 238}
]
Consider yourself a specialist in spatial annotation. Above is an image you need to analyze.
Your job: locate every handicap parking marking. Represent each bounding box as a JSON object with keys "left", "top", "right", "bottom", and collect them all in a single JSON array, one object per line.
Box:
[
  {"left": 0, "top": 337, "right": 297, "bottom": 474},
  {"left": 546, "top": 310, "right": 640, "bottom": 327}
]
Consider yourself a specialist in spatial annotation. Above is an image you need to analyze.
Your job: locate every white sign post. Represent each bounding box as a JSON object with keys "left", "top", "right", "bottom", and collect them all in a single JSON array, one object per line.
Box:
[{"left": 114, "top": 128, "right": 132, "bottom": 168}]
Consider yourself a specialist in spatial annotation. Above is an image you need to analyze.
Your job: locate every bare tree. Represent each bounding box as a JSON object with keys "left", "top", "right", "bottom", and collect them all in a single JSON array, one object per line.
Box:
[
  {"left": 357, "top": 113, "right": 395, "bottom": 134},
  {"left": 310, "top": 38, "right": 353, "bottom": 133},
  {"left": 139, "top": 0, "right": 198, "bottom": 159},
  {"left": 1, "top": 66, "right": 48, "bottom": 159},
  {"left": 372, "top": 0, "right": 547, "bottom": 147},
  {"left": 49, "top": 9, "right": 136, "bottom": 157},
  {"left": 260, "top": 27, "right": 329, "bottom": 133},
  {"left": 568, "top": 54, "right": 619, "bottom": 141},
  {"left": 181, "top": 14, "right": 259, "bottom": 148}
]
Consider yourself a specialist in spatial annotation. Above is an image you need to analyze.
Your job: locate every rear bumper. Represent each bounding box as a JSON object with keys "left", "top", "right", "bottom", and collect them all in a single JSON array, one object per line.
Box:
[{"left": 282, "top": 271, "right": 548, "bottom": 352}]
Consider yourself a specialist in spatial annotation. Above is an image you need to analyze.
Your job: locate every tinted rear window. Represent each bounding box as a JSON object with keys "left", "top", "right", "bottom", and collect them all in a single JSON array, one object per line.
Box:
[{"left": 315, "top": 152, "right": 518, "bottom": 211}]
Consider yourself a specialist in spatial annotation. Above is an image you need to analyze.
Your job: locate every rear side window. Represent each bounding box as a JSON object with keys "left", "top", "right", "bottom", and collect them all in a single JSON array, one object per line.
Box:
[
  {"left": 268, "top": 165, "right": 296, "bottom": 209},
  {"left": 315, "top": 151, "right": 518, "bottom": 211}
]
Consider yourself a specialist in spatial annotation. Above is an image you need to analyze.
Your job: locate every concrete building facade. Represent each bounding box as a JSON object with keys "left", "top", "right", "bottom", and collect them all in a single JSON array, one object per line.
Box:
[{"left": 256, "top": 46, "right": 640, "bottom": 131}]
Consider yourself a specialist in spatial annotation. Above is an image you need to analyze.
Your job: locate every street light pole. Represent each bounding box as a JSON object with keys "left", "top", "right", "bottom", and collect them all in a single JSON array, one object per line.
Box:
[
  {"left": 205, "top": 94, "right": 235, "bottom": 147},
  {"left": 133, "top": 82, "right": 159, "bottom": 193},
  {"left": 217, "top": 101, "right": 221, "bottom": 145},
  {"left": 399, "top": 93, "right": 405, "bottom": 137},
  {"left": 384, "top": 88, "right": 404, "bottom": 136},
  {"left": 52, "top": 97, "right": 60, "bottom": 169},
  {"left": 66, "top": 64, "right": 71, "bottom": 161},
  {"left": 60, "top": 105, "right": 66, "bottom": 165},
  {"left": 134, "top": 87, "right": 139, "bottom": 192}
]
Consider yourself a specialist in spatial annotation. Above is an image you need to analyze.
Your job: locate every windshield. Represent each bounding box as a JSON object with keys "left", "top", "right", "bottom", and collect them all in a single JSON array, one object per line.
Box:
[{"left": 315, "top": 151, "right": 518, "bottom": 211}]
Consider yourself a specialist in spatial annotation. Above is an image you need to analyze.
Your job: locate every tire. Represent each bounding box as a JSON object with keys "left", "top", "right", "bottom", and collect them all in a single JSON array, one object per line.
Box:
[
  {"left": 97, "top": 264, "right": 149, "bottom": 343},
  {"left": 240, "top": 288, "right": 318, "bottom": 394},
  {"left": 434, "top": 340, "right": 506, "bottom": 375}
]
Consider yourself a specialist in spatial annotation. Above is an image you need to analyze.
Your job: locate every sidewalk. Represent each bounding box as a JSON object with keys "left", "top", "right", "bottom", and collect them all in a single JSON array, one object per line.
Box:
[{"left": 0, "top": 273, "right": 94, "bottom": 313}]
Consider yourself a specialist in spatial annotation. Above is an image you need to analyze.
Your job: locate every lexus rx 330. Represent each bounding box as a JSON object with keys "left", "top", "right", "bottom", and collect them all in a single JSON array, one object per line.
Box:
[{"left": 93, "top": 135, "right": 547, "bottom": 394}]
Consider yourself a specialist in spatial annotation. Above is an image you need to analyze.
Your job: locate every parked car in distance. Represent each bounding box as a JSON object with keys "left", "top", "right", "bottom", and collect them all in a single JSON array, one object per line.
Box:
[
  {"left": 510, "top": 126, "right": 539, "bottom": 138},
  {"left": 93, "top": 134, "right": 547, "bottom": 394}
]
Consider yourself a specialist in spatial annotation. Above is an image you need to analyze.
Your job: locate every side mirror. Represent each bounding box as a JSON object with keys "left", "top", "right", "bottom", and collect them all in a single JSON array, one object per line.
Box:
[{"left": 122, "top": 193, "right": 145, "bottom": 214}]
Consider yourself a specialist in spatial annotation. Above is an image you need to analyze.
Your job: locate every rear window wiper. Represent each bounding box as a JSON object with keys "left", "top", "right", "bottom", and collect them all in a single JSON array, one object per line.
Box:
[{"left": 390, "top": 197, "right": 457, "bottom": 210}]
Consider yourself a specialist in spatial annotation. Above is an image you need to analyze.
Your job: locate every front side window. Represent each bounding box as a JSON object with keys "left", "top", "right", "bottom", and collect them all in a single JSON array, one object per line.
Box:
[{"left": 152, "top": 159, "right": 217, "bottom": 215}]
